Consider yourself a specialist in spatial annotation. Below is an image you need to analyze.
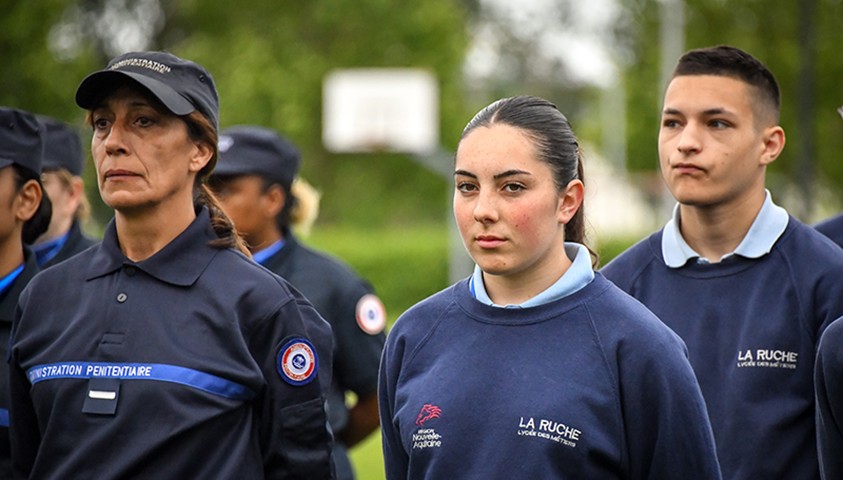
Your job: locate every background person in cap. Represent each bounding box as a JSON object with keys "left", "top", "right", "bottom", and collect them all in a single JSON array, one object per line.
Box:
[
  {"left": 30, "top": 115, "right": 97, "bottom": 268},
  {"left": 0, "top": 106, "right": 52, "bottom": 478},
  {"left": 211, "top": 125, "right": 386, "bottom": 480},
  {"left": 8, "top": 52, "right": 335, "bottom": 479}
]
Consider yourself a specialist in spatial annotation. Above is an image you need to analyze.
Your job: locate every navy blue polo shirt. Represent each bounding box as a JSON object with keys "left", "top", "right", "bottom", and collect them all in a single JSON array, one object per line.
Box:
[
  {"left": 0, "top": 249, "right": 39, "bottom": 479},
  {"left": 9, "top": 208, "right": 335, "bottom": 479}
]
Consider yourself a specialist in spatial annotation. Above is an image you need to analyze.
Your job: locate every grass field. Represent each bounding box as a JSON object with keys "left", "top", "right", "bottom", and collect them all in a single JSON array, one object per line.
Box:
[{"left": 349, "top": 431, "right": 387, "bottom": 480}]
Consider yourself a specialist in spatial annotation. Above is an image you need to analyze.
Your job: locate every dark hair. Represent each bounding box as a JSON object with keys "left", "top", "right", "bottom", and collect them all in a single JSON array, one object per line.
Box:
[
  {"left": 673, "top": 45, "right": 781, "bottom": 123},
  {"left": 13, "top": 165, "right": 52, "bottom": 244},
  {"left": 460, "top": 95, "right": 595, "bottom": 265},
  {"left": 183, "top": 111, "right": 250, "bottom": 255}
]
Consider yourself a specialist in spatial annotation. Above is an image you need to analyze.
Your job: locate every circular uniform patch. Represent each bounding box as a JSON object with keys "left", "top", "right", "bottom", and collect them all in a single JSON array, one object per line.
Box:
[
  {"left": 277, "top": 338, "right": 318, "bottom": 386},
  {"left": 356, "top": 294, "right": 386, "bottom": 335}
]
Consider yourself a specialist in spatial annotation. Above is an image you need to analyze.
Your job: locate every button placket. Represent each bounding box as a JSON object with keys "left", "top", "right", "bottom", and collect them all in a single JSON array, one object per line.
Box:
[{"left": 116, "top": 264, "right": 135, "bottom": 304}]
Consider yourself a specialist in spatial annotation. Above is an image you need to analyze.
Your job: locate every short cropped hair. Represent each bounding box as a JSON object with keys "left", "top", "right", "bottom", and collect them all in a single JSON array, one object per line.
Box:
[{"left": 673, "top": 45, "right": 781, "bottom": 124}]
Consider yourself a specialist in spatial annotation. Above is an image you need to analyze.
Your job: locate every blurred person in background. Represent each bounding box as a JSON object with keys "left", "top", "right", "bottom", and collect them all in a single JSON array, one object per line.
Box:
[
  {"left": 8, "top": 52, "right": 335, "bottom": 478},
  {"left": 0, "top": 106, "right": 52, "bottom": 478},
  {"left": 602, "top": 45, "right": 843, "bottom": 479},
  {"left": 31, "top": 115, "right": 97, "bottom": 268},
  {"left": 211, "top": 125, "right": 386, "bottom": 480},
  {"left": 379, "top": 95, "right": 721, "bottom": 479}
]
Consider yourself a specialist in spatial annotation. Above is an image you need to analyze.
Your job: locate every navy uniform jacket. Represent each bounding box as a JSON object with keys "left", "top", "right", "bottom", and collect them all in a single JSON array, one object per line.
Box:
[
  {"left": 9, "top": 209, "right": 335, "bottom": 479},
  {"left": 0, "top": 250, "right": 39, "bottom": 480},
  {"left": 40, "top": 220, "right": 97, "bottom": 269},
  {"left": 262, "top": 232, "right": 385, "bottom": 480}
]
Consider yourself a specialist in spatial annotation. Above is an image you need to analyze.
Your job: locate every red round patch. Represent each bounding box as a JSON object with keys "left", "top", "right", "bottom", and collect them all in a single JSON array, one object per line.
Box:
[
  {"left": 277, "top": 338, "right": 318, "bottom": 386},
  {"left": 356, "top": 294, "right": 386, "bottom": 335}
]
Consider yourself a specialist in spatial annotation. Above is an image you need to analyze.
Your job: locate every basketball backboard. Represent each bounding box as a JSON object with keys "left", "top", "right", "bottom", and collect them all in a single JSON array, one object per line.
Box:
[{"left": 322, "top": 68, "right": 439, "bottom": 154}]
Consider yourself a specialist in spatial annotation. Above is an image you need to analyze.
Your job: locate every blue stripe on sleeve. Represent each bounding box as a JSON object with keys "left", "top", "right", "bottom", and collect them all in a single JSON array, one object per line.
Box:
[
  {"left": 0, "top": 408, "right": 8, "bottom": 427},
  {"left": 26, "top": 362, "right": 255, "bottom": 401}
]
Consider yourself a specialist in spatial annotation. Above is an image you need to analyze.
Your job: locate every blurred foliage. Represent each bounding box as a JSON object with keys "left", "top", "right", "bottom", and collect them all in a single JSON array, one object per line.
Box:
[
  {"left": 0, "top": 2, "right": 101, "bottom": 121},
  {"left": 163, "top": 0, "right": 471, "bottom": 225},
  {"left": 4, "top": 0, "right": 843, "bottom": 230},
  {"left": 307, "top": 223, "right": 449, "bottom": 324},
  {"left": 1, "top": 0, "right": 471, "bottom": 230},
  {"left": 595, "top": 235, "right": 640, "bottom": 268}
]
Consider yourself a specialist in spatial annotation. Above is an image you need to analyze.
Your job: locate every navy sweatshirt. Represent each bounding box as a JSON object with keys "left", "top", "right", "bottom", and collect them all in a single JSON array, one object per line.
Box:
[
  {"left": 379, "top": 273, "right": 721, "bottom": 480},
  {"left": 603, "top": 218, "right": 843, "bottom": 480}
]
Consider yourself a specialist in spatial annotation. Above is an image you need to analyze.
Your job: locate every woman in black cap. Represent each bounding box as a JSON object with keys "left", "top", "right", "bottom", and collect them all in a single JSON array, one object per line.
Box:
[{"left": 8, "top": 52, "right": 335, "bottom": 479}]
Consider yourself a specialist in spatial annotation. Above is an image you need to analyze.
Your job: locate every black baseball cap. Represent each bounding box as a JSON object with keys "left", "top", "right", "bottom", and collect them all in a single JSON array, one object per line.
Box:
[
  {"left": 0, "top": 107, "right": 44, "bottom": 177},
  {"left": 37, "top": 115, "right": 84, "bottom": 176},
  {"left": 75, "top": 51, "right": 220, "bottom": 131},
  {"left": 215, "top": 126, "right": 301, "bottom": 190}
]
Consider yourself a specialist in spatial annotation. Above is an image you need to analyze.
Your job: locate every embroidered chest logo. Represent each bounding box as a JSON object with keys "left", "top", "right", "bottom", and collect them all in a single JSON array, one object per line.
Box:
[
  {"left": 736, "top": 348, "right": 798, "bottom": 370},
  {"left": 518, "top": 416, "right": 582, "bottom": 448},
  {"left": 415, "top": 403, "right": 441, "bottom": 426},
  {"left": 412, "top": 404, "right": 443, "bottom": 450}
]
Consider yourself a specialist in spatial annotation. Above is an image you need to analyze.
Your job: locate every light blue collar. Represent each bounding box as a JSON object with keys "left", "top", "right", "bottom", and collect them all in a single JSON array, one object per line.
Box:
[
  {"left": 662, "top": 190, "right": 789, "bottom": 267},
  {"left": 252, "top": 239, "right": 285, "bottom": 265},
  {"left": 470, "top": 243, "right": 595, "bottom": 308}
]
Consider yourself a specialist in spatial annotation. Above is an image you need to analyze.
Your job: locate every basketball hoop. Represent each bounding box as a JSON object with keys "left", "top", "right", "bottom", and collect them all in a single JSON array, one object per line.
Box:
[{"left": 322, "top": 68, "right": 439, "bottom": 154}]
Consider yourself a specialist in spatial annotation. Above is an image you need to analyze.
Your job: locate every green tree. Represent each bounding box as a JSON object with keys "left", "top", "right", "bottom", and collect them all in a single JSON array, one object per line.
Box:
[
  {"left": 1, "top": 1, "right": 471, "bottom": 229},
  {"left": 164, "top": 0, "right": 471, "bottom": 226}
]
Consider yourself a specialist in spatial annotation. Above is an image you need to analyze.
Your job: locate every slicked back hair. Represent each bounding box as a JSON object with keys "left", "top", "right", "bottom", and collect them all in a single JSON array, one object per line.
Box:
[{"left": 460, "top": 95, "right": 596, "bottom": 265}]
